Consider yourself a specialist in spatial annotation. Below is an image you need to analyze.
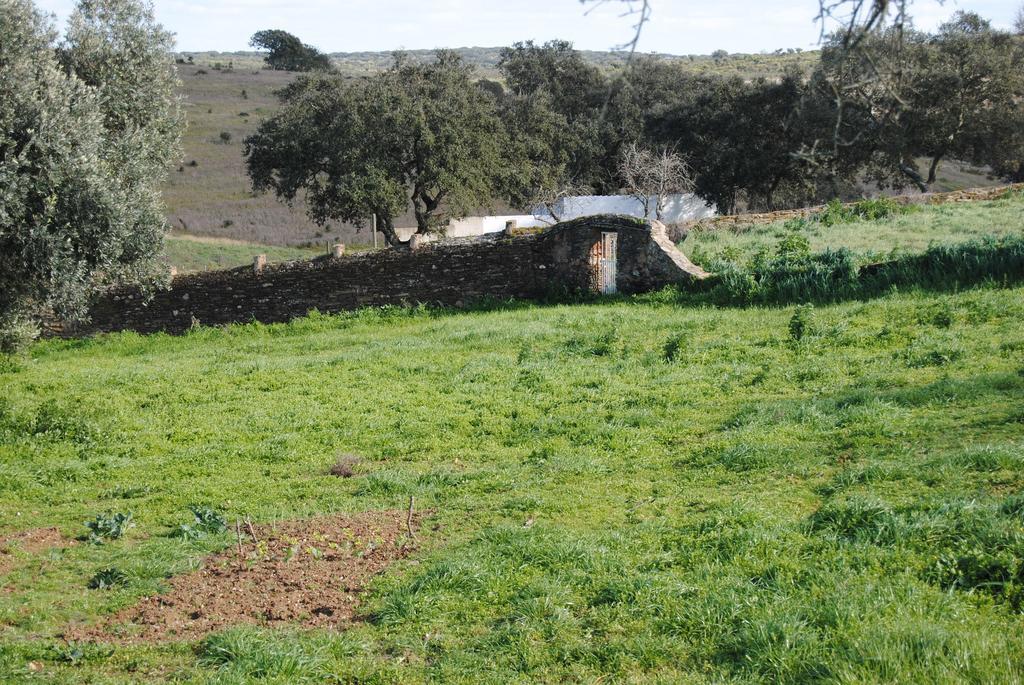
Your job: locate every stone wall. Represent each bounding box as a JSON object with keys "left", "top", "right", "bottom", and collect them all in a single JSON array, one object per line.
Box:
[{"left": 55, "top": 215, "right": 707, "bottom": 337}]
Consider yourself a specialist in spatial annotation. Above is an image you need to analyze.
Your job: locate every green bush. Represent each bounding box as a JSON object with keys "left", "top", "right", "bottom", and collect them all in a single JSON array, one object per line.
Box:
[
  {"left": 788, "top": 304, "right": 813, "bottom": 342},
  {"left": 174, "top": 505, "right": 228, "bottom": 539},
  {"left": 814, "top": 197, "right": 912, "bottom": 226},
  {"left": 84, "top": 512, "right": 133, "bottom": 543},
  {"left": 88, "top": 567, "right": 128, "bottom": 589}
]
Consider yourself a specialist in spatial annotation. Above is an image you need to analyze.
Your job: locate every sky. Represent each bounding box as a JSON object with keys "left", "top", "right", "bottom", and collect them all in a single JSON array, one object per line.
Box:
[{"left": 33, "top": 0, "right": 1021, "bottom": 55}]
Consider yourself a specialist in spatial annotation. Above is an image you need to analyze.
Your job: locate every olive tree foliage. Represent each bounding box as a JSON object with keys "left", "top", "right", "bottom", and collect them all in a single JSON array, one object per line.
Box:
[
  {"left": 245, "top": 51, "right": 506, "bottom": 246},
  {"left": 0, "top": 0, "right": 181, "bottom": 350},
  {"left": 1014, "top": 3, "right": 1023, "bottom": 35},
  {"left": 249, "top": 29, "right": 332, "bottom": 72}
]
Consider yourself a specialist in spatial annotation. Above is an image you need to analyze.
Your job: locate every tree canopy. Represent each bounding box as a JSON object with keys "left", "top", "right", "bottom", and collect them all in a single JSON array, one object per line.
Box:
[
  {"left": 0, "top": 0, "right": 181, "bottom": 350},
  {"left": 249, "top": 29, "right": 332, "bottom": 72},
  {"left": 245, "top": 51, "right": 506, "bottom": 246}
]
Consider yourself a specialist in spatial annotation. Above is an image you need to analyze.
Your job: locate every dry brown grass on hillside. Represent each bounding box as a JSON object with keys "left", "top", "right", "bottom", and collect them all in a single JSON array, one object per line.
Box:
[{"left": 164, "top": 69, "right": 358, "bottom": 247}]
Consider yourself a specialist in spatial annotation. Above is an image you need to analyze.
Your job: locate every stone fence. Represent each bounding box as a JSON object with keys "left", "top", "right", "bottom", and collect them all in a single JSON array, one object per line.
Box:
[{"left": 50, "top": 215, "right": 707, "bottom": 337}]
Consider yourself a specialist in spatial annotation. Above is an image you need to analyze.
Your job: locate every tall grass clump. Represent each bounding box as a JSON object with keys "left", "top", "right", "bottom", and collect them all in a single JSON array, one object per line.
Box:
[
  {"left": 860, "top": 234, "right": 1024, "bottom": 296},
  {"left": 702, "top": 233, "right": 859, "bottom": 304},
  {"left": 695, "top": 233, "right": 1024, "bottom": 306},
  {"left": 816, "top": 197, "right": 915, "bottom": 226}
]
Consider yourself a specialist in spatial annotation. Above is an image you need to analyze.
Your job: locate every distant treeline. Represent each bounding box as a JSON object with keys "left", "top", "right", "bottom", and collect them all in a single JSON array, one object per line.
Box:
[
  {"left": 178, "top": 46, "right": 818, "bottom": 81},
  {"left": 242, "top": 10, "right": 1023, "bottom": 247}
]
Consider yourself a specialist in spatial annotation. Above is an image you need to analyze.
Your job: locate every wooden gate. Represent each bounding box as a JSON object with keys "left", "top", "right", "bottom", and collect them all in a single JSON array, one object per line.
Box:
[{"left": 589, "top": 232, "right": 618, "bottom": 295}]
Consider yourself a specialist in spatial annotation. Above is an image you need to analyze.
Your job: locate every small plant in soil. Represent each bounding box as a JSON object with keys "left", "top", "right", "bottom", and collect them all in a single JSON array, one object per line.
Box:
[
  {"left": 88, "top": 567, "right": 128, "bottom": 589},
  {"left": 85, "top": 512, "right": 133, "bottom": 543},
  {"left": 174, "top": 506, "right": 228, "bottom": 539}
]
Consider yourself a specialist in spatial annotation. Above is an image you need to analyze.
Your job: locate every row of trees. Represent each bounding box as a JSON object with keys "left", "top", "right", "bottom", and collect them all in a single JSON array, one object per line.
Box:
[
  {"left": 0, "top": 0, "right": 181, "bottom": 349},
  {"left": 246, "top": 10, "right": 1024, "bottom": 243}
]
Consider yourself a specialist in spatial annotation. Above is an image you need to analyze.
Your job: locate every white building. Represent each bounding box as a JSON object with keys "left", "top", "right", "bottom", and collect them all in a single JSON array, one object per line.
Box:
[
  {"left": 535, "top": 194, "right": 717, "bottom": 225},
  {"left": 396, "top": 193, "right": 717, "bottom": 241}
]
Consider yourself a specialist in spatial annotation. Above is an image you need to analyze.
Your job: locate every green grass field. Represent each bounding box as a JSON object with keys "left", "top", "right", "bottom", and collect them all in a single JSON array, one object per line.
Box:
[
  {"left": 685, "top": 192, "right": 1024, "bottom": 267},
  {"left": 2, "top": 200, "right": 1024, "bottom": 682}
]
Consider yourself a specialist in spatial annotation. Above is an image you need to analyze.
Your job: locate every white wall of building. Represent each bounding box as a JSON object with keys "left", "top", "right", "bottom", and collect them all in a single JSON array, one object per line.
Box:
[
  {"left": 536, "top": 194, "right": 716, "bottom": 224},
  {"left": 394, "top": 193, "right": 716, "bottom": 241}
]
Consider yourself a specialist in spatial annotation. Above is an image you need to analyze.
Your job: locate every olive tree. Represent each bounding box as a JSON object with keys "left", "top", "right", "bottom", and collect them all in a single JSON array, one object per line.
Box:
[
  {"left": 0, "top": 0, "right": 181, "bottom": 350},
  {"left": 245, "top": 51, "right": 506, "bottom": 246}
]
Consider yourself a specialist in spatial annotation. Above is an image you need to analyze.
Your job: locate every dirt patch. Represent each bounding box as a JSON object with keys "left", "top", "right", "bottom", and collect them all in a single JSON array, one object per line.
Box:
[
  {"left": 67, "top": 510, "right": 420, "bottom": 644},
  {"left": 0, "top": 527, "right": 72, "bottom": 577}
]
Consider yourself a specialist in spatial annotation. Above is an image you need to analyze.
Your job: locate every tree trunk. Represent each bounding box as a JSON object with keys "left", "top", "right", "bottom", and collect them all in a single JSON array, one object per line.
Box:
[
  {"left": 927, "top": 154, "right": 944, "bottom": 187},
  {"left": 375, "top": 215, "right": 405, "bottom": 247},
  {"left": 411, "top": 190, "right": 441, "bottom": 236},
  {"left": 899, "top": 162, "right": 929, "bottom": 193}
]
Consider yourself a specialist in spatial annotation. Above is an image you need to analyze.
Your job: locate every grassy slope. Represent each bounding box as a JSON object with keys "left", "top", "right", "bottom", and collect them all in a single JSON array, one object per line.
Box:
[
  {"left": 2, "top": 204, "right": 1024, "bottom": 681},
  {"left": 685, "top": 193, "right": 1024, "bottom": 266},
  {"left": 164, "top": 236, "right": 325, "bottom": 273},
  {"left": 163, "top": 68, "right": 349, "bottom": 247}
]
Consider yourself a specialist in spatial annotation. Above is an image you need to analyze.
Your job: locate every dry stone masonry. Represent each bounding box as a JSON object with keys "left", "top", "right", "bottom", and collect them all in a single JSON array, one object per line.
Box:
[{"left": 56, "top": 215, "right": 707, "bottom": 337}]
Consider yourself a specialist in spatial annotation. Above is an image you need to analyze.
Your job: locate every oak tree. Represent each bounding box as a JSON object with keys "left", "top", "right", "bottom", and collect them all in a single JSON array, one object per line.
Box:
[{"left": 245, "top": 51, "right": 506, "bottom": 246}]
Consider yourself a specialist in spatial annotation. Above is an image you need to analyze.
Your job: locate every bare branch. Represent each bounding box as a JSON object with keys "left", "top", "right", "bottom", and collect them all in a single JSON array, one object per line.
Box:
[
  {"left": 618, "top": 143, "right": 694, "bottom": 221},
  {"left": 580, "top": 0, "right": 652, "bottom": 61}
]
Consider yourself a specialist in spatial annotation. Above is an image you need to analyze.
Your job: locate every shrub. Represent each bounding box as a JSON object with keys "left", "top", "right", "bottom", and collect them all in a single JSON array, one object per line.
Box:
[
  {"left": 814, "top": 197, "right": 911, "bottom": 226},
  {"left": 663, "top": 334, "right": 686, "bottom": 362},
  {"left": 88, "top": 567, "right": 128, "bottom": 589},
  {"left": 219, "top": 131, "right": 232, "bottom": 144},
  {"left": 0, "top": 311, "right": 39, "bottom": 354},
  {"left": 85, "top": 512, "right": 133, "bottom": 543},
  {"left": 173, "top": 505, "right": 228, "bottom": 540},
  {"left": 816, "top": 199, "right": 856, "bottom": 227},
  {"left": 788, "top": 304, "right": 813, "bottom": 342}
]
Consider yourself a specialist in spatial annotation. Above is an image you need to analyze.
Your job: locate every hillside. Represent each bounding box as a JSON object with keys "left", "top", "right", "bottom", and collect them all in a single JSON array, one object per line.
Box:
[
  {"left": 163, "top": 49, "right": 1004, "bottom": 258},
  {"left": 163, "top": 46, "right": 817, "bottom": 250},
  {"left": 182, "top": 46, "right": 821, "bottom": 81},
  {"left": 164, "top": 45, "right": 821, "bottom": 251},
  {"left": 3, "top": 195, "right": 1024, "bottom": 682}
]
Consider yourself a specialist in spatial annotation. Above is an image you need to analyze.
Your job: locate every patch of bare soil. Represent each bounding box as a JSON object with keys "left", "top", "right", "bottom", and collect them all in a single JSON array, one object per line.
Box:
[
  {"left": 68, "top": 510, "right": 420, "bottom": 644},
  {"left": 0, "top": 527, "right": 72, "bottom": 578}
]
